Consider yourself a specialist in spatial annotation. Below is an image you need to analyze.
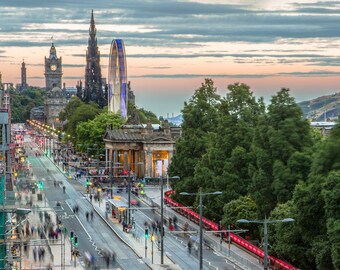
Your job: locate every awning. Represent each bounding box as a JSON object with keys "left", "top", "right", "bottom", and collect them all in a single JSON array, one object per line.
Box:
[{"left": 108, "top": 199, "right": 128, "bottom": 209}]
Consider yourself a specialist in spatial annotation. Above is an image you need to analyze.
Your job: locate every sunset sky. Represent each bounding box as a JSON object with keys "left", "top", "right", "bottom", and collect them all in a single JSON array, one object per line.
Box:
[{"left": 1, "top": 0, "right": 340, "bottom": 116}]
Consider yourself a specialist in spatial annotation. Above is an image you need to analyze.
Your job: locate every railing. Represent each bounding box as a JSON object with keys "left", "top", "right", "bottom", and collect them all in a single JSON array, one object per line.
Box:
[{"left": 163, "top": 190, "right": 298, "bottom": 270}]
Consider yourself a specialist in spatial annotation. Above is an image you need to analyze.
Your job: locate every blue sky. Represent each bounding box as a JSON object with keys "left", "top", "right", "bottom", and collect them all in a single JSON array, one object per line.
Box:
[{"left": 1, "top": 0, "right": 340, "bottom": 116}]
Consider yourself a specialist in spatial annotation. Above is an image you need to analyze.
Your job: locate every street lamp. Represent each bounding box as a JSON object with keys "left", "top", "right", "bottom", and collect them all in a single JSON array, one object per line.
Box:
[
  {"left": 180, "top": 188, "right": 222, "bottom": 270},
  {"left": 237, "top": 217, "right": 294, "bottom": 270}
]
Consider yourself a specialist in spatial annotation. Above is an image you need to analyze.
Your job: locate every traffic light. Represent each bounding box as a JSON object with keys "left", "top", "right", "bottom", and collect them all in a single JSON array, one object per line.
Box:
[
  {"left": 38, "top": 181, "right": 44, "bottom": 190},
  {"left": 144, "top": 228, "right": 149, "bottom": 238},
  {"left": 74, "top": 236, "right": 78, "bottom": 247},
  {"left": 86, "top": 179, "right": 89, "bottom": 187},
  {"left": 70, "top": 231, "right": 74, "bottom": 241}
]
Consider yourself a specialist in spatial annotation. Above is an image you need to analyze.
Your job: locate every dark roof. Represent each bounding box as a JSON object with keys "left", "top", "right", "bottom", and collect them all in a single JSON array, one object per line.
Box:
[{"left": 106, "top": 129, "right": 143, "bottom": 141}]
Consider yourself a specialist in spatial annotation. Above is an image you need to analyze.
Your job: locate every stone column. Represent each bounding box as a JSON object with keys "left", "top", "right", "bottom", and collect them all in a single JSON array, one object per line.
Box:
[
  {"left": 105, "top": 148, "right": 109, "bottom": 171},
  {"left": 148, "top": 148, "right": 153, "bottom": 177},
  {"left": 113, "top": 150, "right": 118, "bottom": 176},
  {"left": 168, "top": 150, "right": 173, "bottom": 174},
  {"left": 124, "top": 151, "right": 128, "bottom": 171},
  {"left": 134, "top": 150, "right": 139, "bottom": 178},
  {"left": 141, "top": 150, "right": 145, "bottom": 178}
]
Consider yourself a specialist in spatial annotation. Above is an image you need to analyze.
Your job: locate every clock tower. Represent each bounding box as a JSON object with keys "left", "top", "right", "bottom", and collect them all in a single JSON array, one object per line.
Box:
[
  {"left": 44, "top": 42, "right": 66, "bottom": 127},
  {"left": 44, "top": 43, "right": 62, "bottom": 91}
]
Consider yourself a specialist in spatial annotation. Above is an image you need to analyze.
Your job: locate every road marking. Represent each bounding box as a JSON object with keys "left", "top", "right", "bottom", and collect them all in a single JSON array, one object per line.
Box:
[{"left": 65, "top": 201, "right": 92, "bottom": 239}]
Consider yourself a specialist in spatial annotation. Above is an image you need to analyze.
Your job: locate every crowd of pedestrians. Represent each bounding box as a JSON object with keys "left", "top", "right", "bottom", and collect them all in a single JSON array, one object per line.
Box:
[{"left": 13, "top": 188, "right": 56, "bottom": 268}]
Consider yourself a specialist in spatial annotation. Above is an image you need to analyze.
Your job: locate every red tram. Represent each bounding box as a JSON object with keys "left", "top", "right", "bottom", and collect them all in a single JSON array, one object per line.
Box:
[{"left": 164, "top": 190, "right": 297, "bottom": 270}]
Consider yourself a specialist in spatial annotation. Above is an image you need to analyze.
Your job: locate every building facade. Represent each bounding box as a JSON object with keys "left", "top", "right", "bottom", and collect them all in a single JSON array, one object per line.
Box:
[
  {"left": 44, "top": 43, "right": 62, "bottom": 91},
  {"left": 104, "top": 121, "right": 181, "bottom": 179},
  {"left": 44, "top": 43, "right": 67, "bottom": 126}
]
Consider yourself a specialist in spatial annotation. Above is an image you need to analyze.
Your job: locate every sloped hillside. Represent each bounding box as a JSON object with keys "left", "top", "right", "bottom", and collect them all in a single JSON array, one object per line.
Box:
[{"left": 299, "top": 92, "right": 340, "bottom": 121}]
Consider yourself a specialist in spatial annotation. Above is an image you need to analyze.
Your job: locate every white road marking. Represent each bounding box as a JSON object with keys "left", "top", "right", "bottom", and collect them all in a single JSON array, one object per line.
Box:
[{"left": 65, "top": 201, "right": 92, "bottom": 239}]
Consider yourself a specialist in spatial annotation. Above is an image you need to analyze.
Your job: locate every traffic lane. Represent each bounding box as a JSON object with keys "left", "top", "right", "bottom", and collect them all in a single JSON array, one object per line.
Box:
[
  {"left": 128, "top": 196, "right": 234, "bottom": 270},
  {"left": 40, "top": 162, "right": 150, "bottom": 269},
  {"left": 61, "top": 202, "right": 108, "bottom": 269},
  {"left": 64, "top": 198, "right": 150, "bottom": 270},
  {"left": 27, "top": 153, "right": 109, "bottom": 267}
]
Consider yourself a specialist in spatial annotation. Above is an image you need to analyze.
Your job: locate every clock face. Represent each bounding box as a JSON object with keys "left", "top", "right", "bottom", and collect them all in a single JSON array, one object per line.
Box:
[{"left": 50, "top": 64, "right": 57, "bottom": 71}]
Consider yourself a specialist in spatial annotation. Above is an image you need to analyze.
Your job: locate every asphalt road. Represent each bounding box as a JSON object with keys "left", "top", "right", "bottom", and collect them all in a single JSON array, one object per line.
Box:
[
  {"left": 25, "top": 139, "right": 150, "bottom": 270},
  {"left": 94, "top": 182, "right": 236, "bottom": 270}
]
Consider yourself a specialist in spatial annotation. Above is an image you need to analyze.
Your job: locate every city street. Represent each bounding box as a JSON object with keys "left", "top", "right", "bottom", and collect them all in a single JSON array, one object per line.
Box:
[
  {"left": 23, "top": 134, "right": 262, "bottom": 270},
  {"left": 25, "top": 138, "right": 150, "bottom": 270}
]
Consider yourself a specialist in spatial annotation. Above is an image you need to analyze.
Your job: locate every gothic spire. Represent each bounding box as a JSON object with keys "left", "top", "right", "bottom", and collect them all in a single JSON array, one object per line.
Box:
[
  {"left": 81, "top": 10, "right": 105, "bottom": 108},
  {"left": 89, "top": 9, "right": 96, "bottom": 36}
]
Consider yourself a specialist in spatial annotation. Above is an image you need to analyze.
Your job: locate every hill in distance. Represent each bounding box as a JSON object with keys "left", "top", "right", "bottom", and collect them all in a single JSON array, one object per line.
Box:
[
  {"left": 164, "top": 92, "right": 340, "bottom": 125},
  {"left": 298, "top": 92, "right": 340, "bottom": 121}
]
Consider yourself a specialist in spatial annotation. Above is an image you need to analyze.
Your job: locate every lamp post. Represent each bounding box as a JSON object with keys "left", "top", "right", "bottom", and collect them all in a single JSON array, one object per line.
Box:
[
  {"left": 237, "top": 217, "right": 294, "bottom": 270},
  {"left": 97, "top": 187, "right": 101, "bottom": 207},
  {"left": 160, "top": 175, "right": 164, "bottom": 264},
  {"left": 180, "top": 188, "right": 222, "bottom": 270}
]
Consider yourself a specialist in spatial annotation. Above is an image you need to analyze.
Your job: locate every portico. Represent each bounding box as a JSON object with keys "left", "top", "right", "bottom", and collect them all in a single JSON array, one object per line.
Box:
[{"left": 104, "top": 121, "right": 180, "bottom": 180}]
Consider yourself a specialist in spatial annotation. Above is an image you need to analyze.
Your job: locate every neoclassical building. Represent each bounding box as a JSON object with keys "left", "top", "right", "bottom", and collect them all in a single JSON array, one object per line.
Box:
[{"left": 104, "top": 121, "right": 181, "bottom": 179}]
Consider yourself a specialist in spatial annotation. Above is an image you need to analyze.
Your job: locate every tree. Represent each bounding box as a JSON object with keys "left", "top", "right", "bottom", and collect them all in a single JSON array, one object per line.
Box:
[
  {"left": 10, "top": 88, "right": 44, "bottom": 123},
  {"left": 168, "top": 78, "right": 220, "bottom": 205},
  {"left": 312, "top": 123, "right": 340, "bottom": 175},
  {"left": 269, "top": 201, "right": 303, "bottom": 266},
  {"left": 222, "top": 195, "right": 257, "bottom": 229},
  {"left": 249, "top": 89, "right": 314, "bottom": 216},
  {"left": 76, "top": 112, "right": 125, "bottom": 149},
  {"left": 322, "top": 171, "right": 340, "bottom": 269},
  {"left": 64, "top": 102, "right": 102, "bottom": 143},
  {"left": 127, "top": 103, "right": 159, "bottom": 124},
  {"left": 196, "top": 83, "right": 264, "bottom": 218},
  {"left": 59, "top": 96, "right": 84, "bottom": 122}
]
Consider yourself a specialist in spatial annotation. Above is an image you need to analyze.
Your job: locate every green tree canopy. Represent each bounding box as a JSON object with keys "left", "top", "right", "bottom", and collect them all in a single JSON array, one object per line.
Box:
[
  {"left": 168, "top": 78, "right": 220, "bottom": 205},
  {"left": 76, "top": 112, "right": 124, "bottom": 149},
  {"left": 59, "top": 96, "right": 84, "bottom": 122},
  {"left": 10, "top": 88, "right": 44, "bottom": 123},
  {"left": 63, "top": 102, "right": 102, "bottom": 143}
]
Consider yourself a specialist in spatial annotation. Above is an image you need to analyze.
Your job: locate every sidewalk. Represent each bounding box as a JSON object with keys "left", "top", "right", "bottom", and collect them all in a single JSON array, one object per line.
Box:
[
  {"left": 143, "top": 186, "right": 263, "bottom": 270},
  {"left": 47, "top": 152, "right": 180, "bottom": 270},
  {"left": 85, "top": 192, "right": 182, "bottom": 270},
  {"left": 15, "top": 185, "right": 83, "bottom": 270}
]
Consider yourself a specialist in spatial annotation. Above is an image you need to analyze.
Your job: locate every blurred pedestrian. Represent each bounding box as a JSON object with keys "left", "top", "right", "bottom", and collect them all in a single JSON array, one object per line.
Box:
[
  {"left": 103, "top": 250, "right": 110, "bottom": 269},
  {"left": 112, "top": 251, "right": 116, "bottom": 266},
  {"left": 188, "top": 239, "right": 192, "bottom": 254},
  {"left": 33, "top": 246, "right": 37, "bottom": 262}
]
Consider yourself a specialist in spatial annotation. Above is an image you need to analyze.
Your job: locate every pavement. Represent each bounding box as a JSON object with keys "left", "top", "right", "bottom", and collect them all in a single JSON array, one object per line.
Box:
[
  {"left": 48, "top": 153, "right": 181, "bottom": 270},
  {"left": 14, "top": 186, "right": 83, "bottom": 270},
  {"left": 78, "top": 183, "right": 262, "bottom": 270},
  {"left": 84, "top": 191, "right": 182, "bottom": 270},
  {"left": 142, "top": 186, "right": 263, "bottom": 270},
  {"left": 42, "top": 143, "right": 262, "bottom": 270}
]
